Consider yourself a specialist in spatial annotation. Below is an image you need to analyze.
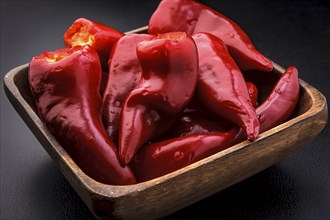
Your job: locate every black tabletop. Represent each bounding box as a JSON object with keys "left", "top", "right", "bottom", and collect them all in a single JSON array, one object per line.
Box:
[{"left": 1, "top": 1, "right": 329, "bottom": 219}]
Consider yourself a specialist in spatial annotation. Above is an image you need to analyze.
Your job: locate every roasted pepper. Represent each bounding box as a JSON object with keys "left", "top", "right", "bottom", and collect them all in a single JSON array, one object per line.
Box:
[
  {"left": 192, "top": 33, "right": 259, "bottom": 140},
  {"left": 118, "top": 32, "right": 199, "bottom": 165},
  {"left": 28, "top": 45, "right": 136, "bottom": 185},
  {"left": 102, "top": 33, "right": 155, "bottom": 144},
  {"left": 148, "top": 0, "right": 273, "bottom": 72},
  {"left": 64, "top": 18, "right": 124, "bottom": 69}
]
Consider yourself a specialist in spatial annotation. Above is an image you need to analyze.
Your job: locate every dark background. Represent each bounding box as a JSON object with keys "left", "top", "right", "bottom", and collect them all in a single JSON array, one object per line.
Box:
[{"left": 1, "top": 0, "right": 329, "bottom": 219}]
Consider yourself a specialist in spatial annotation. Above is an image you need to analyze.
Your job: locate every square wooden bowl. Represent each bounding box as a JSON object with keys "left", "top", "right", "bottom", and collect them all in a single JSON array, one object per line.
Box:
[{"left": 4, "top": 26, "right": 328, "bottom": 219}]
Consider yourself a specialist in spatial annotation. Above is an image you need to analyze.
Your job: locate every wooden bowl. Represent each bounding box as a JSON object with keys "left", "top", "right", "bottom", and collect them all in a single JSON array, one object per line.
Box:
[{"left": 4, "top": 26, "right": 328, "bottom": 219}]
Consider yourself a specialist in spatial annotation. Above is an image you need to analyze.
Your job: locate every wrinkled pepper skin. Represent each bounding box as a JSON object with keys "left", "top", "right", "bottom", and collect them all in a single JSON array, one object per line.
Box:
[
  {"left": 28, "top": 45, "right": 136, "bottom": 185},
  {"left": 148, "top": 0, "right": 273, "bottom": 72},
  {"left": 131, "top": 129, "right": 239, "bottom": 182},
  {"left": 102, "top": 34, "right": 155, "bottom": 144},
  {"left": 256, "top": 66, "right": 299, "bottom": 133},
  {"left": 119, "top": 32, "right": 199, "bottom": 165},
  {"left": 246, "top": 82, "right": 259, "bottom": 108},
  {"left": 192, "top": 33, "right": 259, "bottom": 140},
  {"left": 64, "top": 18, "right": 124, "bottom": 69}
]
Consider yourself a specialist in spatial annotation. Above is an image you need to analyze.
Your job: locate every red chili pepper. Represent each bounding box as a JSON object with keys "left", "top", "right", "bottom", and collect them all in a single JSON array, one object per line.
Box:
[
  {"left": 131, "top": 130, "right": 239, "bottom": 182},
  {"left": 192, "top": 33, "right": 259, "bottom": 140},
  {"left": 102, "top": 33, "right": 155, "bottom": 144},
  {"left": 118, "top": 32, "right": 199, "bottom": 165},
  {"left": 246, "top": 82, "right": 259, "bottom": 108},
  {"left": 64, "top": 18, "right": 124, "bottom": 69},
  {"left": 233, "top": 66, "right": 300, "bottom": 140},
  {"left": 28, "top": 45, "right": 136, "bottom": 185},
  {"left": 148, "top": 0, "right": 273, "bottom": 72},
  {"left": 256, "top": 66, "right": 300, "bottom": 133}
]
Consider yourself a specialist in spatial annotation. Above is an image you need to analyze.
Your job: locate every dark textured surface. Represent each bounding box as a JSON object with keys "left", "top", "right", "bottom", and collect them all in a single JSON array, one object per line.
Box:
[{"left": 1, "top": 0, "right": 329, "bottom": 219}]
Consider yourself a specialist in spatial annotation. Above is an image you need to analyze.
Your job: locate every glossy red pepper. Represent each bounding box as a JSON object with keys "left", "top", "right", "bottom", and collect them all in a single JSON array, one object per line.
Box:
[
  {"left": 28, "top": 45, "right": 136, "bottom": 185},
  {"left": 131, "top": 129, "right": 239, "bottom": 182},
  {"left": 148, "top": 0, "right": 273, "bottom": 72},
  {"left": 192, "top": 33, "right": 259, "bottom": 140},
  {"left": 102, "top": 33, "right": 155, "bottom": 144},
  {"left": 64, "top": 18, "right": 124, "bottom": 69},
  {"left": 246, "top": 82, "right": 259, "bottom": 108},
  {"left": 118, "top": 32, "right": 199, "bottom": 165},
  {"left": 256, "top": 66, "right": 299, "bottom": 133}
]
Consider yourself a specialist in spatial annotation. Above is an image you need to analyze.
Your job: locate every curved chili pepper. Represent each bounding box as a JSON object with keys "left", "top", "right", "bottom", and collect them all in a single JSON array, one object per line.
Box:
[
  {"left": 102, "top": 33, "right": 155, "bottom": 144},
  {"left": 192, "top": 33, "right": 259, "bottom": 140},
  {"left": 234, "top": 66, "right": 300, "bottom": 140},
  {"left": 118, "top": 32, "right": 199, "bottom": 165},
  {"left": 246, "top": 82, "right": 259, "bottom": 108},
  {"left": 131, "top": 67, "right": 299, "bottom": 182},
  {"left": 131, "top": 130, "right": 238, "bottom": 182},
  {"left": 148, "top": 0, "right": 273, "bottom": 72},
  {"left": 28, "top": 45, "right": 136, "bottom": 185},
  {"left": 256, "top": 66, "right": 299, "bottom": 133},
  {"left": 64, "top": 18, "right": 124, "bottom": 69}
]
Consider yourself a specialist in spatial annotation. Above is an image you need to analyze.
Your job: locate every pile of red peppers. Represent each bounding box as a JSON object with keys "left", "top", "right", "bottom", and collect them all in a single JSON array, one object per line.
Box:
[{"left": 28, "top": 0, "right": 300, "bottom": 185}]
